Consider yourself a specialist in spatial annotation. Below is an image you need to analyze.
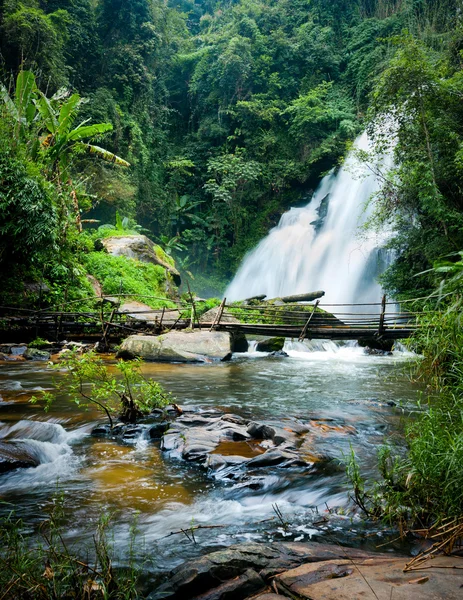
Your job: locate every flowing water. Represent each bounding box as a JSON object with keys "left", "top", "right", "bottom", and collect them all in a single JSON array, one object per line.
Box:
[
  {"left": 0, "top": 344, "right": 420, "bottom": 572},
  {"left": 225, "top": 132, "right": 392, "bottom": 304}
]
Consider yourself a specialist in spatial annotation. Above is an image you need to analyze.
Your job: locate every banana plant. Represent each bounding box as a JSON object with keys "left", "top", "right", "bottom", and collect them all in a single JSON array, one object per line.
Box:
[
  {"left": 0, "top": 71, "right": 37, "bottom": 145},
  {"left": 35, "top": 87, "right": 130, "bottom": 179},
  {"left": 1, "top": 71, "right": 130, "bottom": 177}
]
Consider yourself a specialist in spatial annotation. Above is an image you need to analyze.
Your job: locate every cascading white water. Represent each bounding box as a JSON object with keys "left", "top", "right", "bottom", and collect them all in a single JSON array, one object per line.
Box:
[{"left": 225, "top": 132, "right": 392, "bottom": 305}]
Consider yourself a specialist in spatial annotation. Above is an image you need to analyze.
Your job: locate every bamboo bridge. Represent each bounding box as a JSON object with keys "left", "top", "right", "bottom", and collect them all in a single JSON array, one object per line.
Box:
[{"left": 0, "top": 293, "right": 420, "bottom": 347}]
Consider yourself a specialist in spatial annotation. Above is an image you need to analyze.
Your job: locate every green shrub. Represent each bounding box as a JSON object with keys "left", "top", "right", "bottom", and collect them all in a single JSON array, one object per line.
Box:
[
  {"left": 84, "top": 252, "right": 177, "bottom": 308},
  {"left": 31, "top": 350, "right": 172, "bottom": 427}
]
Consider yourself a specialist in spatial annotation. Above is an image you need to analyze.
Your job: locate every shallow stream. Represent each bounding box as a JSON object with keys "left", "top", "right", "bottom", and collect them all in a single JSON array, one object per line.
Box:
[{"left": 0, "top": 341, "right": 420, "bottom": 573}]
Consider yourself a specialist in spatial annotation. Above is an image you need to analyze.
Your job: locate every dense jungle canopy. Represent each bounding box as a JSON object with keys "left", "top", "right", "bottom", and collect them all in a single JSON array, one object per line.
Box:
[{"left": 1, "top": 0, "right": 463, "bottom": 302}]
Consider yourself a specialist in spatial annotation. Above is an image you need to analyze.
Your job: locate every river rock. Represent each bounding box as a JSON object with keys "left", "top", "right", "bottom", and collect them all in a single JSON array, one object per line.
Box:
[
  {"left": 246, "top": 422, "right": 298, "bottom": 448},
  {"left": 274, "top": 554, "right": 463, "bottom": 599},
  {"left": 100, "top": 235, "right": 181, "bottom": 284},
  {"left": 246, "top": 449, "right": 305, "bottom": 468},
  {"left": 0, "top": 344, "right": 15, "bottom": 353},
  {"left": 358, "top": 336, "right": 394, "bottom": 352},
  {"left": 24, "top": 348, "right": 50, "bottom": 360},
  {"left": 10, "top": 344, "right": 27, "bottom": 356},
  {"left": 161, "top": 412, "right": 252, "bottom": 463},
  {"left": 0, "top": 441, "right": 40, "bottom": 473},
  {"left": 117, "top": 331, "right": 236, "bottom": 362},
  {"left": 148, "top": 542, "right": 381, "bottom": 600},
  {"left": 255, "top": 337, "right": 285, "bottom": 352}
]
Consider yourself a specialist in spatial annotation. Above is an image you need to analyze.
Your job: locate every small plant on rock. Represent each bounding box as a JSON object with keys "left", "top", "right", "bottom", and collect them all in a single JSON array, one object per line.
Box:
[{"left": 31, "top": 350, "right": 171, "bottom": 428}]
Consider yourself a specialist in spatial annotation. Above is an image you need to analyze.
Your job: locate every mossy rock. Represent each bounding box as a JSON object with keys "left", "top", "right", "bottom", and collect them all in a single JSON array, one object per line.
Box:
[{"left": 255, "top": 337, "right": 285, "bottom": 352}]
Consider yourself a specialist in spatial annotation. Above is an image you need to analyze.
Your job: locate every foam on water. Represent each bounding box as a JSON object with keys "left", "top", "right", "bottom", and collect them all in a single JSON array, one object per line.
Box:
[{"left": 0, "top": 419, "right": 88, "bottom": 490}]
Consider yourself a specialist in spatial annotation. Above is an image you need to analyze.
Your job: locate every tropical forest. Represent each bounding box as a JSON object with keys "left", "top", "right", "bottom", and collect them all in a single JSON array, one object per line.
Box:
[{"left": 1, "top": 0, "right": 463, "bottom": 598}]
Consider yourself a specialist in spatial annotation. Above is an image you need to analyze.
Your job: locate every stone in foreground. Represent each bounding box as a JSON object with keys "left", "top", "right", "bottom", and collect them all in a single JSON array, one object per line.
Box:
[
  {"left": 117, "top": 331, "right": 235, "bottom": 362},
  {"left": 275, "top": 555, "right": 463, "bottom": 599},
  {"left": 149, "top": 542, "right": 463, "bottom": 600}
]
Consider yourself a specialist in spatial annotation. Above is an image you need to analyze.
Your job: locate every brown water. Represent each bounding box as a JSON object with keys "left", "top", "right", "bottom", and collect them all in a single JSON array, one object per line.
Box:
[{"left": 0, "top": 341, "right": 420, "bottom": 571}]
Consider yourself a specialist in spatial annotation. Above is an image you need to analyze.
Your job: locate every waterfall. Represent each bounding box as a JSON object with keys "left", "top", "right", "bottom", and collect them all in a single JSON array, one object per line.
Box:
[{"left": 225, "top": 132, "right": 392, "bottom": 305}]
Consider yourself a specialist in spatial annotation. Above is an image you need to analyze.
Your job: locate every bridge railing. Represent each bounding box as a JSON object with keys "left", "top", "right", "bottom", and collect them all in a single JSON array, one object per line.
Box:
[{"left": 0, "top": 293, "right": 422, "bottom": 344}]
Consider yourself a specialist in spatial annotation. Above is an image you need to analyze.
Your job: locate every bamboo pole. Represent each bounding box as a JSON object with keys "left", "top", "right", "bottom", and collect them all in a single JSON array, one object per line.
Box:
[
  {"left": 210, "top": 298, "right": 226, "bottom": 332},
  {"left": 298, "top": 300, "right": 320, "bottom": 342}
]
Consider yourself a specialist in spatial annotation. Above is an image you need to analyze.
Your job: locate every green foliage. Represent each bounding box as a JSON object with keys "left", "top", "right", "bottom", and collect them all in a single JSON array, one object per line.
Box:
[
  {"left": 32, "top": 350, "right": 172, "bottom": 427},
  {"left": 84, "top": 252, "right": 177, "bottom": 308},
  {"left": 96, "top": 211, "right": 149, "bottom": 238},
  {"left": 0, "top": 504, "right": 141, "bottom": 599},
  {"left": 0, "top": 148, "right": 57, "bottom": 265},
  {"left": 349, "top": 259, "right": 463, "bottom": 528},
  {"left": 368, "top": 33, "right": 463, "bottom": 297}
]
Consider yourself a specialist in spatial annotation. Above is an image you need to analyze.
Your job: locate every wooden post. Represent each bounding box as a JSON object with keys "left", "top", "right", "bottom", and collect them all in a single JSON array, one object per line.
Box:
[
  {"left": 101, "top": 308, "right": 116, "bottom": 350},
  {"left": 210, "top": 298, "right": 226, "bottom": 332},
  {"left": 187, "top": 281, "right": 201, "bottom": 330},
  {"left": 159, "top": 307, "right": 165, "bottom": 333},
  {"left": 298, "top": 300, "right": 320, "bottom": 342},
  {"left": 378, "top": 294, "right": 387, "bottom": 335}
]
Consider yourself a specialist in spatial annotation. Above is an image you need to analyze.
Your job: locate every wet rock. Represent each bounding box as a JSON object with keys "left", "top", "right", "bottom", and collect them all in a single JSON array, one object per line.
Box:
[
  {"left": 121, "top": 425, "right": 145, "bottom": 440},
  {"left": 193, "top": 569, "right": 265, "bottom": 600},
  {"left": 148, "top": 422, "right": 170, "bottom": 439},
  {"left": 363, "top": 347, "right": 393, "bottom": 356},
  {"left": 90, "top": 422, "right": 147, "bottom": 441},
  {"left": 268, "top": 350, "right": 289, "bottom": 358},
  {"left": 24, "top": 348, "right": 50, "bottom": 361},
  {"left": 0, "top": 441, "right": 40, "bottom": 473},
  {"left": 161, "top": 413, "right": 252, "bottom": 464},
  {"left": 221, "top": 414, "right": 248, "bottom": 425},
  {"left": 247, "top": 422, "right": 275, "bottom": 440},
  {"left": 0, "top": 344, "right": 15, "bottom": 354},
  {"left": 148, "top": 542, "right": 378, "bottom": 600},
  {"left": 231, "top": 332, "right": 249, "bottom": 353},
  {"left": 91, "top": 424, "right": 112, "bottom": 437},
  {"left": 206, "top": 454, "right": 249, "bottom": 471},
  {"left": 10, "top": 344, "right": 27, "bottom": 356},
  {"left": 255, "top": 337, "right": 285, "bottom": 352},
  {"left": 247, "top": 422, "right": 297, "bottom": 448},
  {"left": 358, "top": 336, "right": 394, "bottom": 352},
  {"left": 247, "top": 449, "right": 305, "bottom": 468},
  {"left": 117, "top": 331, "right": 234, "bottom": 362}
]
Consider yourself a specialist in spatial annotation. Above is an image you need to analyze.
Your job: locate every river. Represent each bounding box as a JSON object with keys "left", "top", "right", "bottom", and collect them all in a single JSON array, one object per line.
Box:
[{"left": 0, "top": 341, "right": 420, "bottom": 575}]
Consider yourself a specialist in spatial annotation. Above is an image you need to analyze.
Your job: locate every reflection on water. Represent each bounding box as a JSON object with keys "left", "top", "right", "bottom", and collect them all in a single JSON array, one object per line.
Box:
[{"left": 0, "top": 342, "right": 420, "bottom": 568}]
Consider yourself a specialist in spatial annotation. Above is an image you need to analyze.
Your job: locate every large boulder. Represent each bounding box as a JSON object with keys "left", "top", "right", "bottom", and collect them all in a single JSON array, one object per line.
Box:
[
  {"left": 100, "top": 235, "right": 181, "bottom": 284},
  {"left": 0, "top": 441, "right": 40, "bottom": 473},
  {"left": 117, "top": 331, "right": 235, "bottom": 362}
]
